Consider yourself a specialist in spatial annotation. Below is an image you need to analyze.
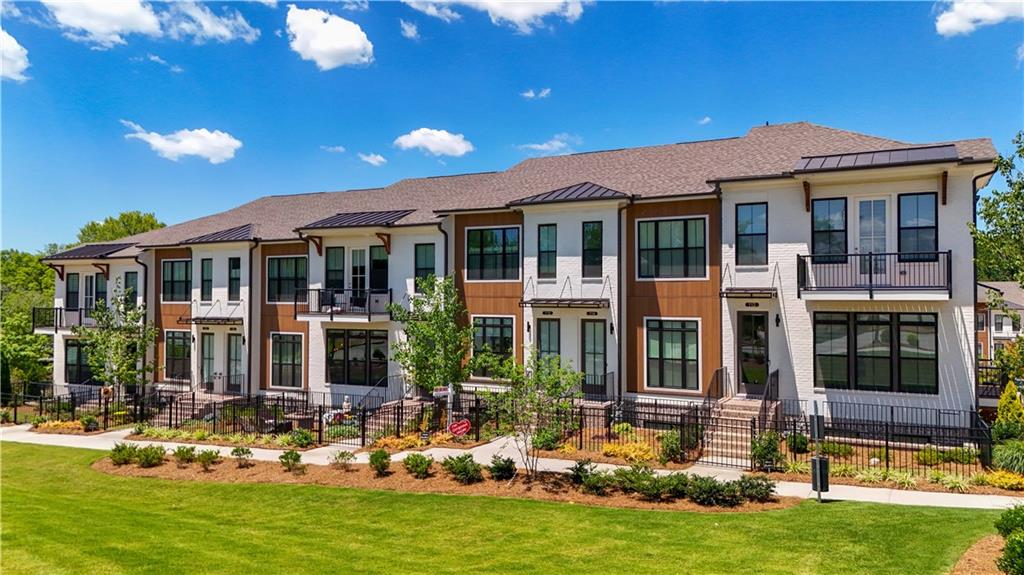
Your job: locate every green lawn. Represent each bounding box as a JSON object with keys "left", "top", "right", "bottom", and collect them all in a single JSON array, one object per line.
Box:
[{"left": 0, "top": 442, "right": 998, "bottom": 575}]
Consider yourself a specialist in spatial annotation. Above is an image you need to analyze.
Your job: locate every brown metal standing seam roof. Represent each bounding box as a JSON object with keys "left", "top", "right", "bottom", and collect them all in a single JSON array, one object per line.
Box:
[
  {"left": 507, "top": 182, "right": 630, "bottom": 206},
  {"left": 299, "top": 210, "right": 417, "bottom": 230},
  {"left": 44, "top": 243, "right": 137, "bottom": 260}
]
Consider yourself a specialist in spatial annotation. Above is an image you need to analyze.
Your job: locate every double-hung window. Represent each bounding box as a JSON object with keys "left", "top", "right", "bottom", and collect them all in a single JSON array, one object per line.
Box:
[
  {"left": 645, "top": 319, "right": 699, "bottom": 390},
  {"left": 898, "top": 193, "right": 937, "bottom": 262},
  {"left": 414, "top": 243, "right": 435, "bottom": 292},
  {"left": 898, "top": 314, "right": 938, "bottom": 394},
  {"left": 537, "top": 318, "right": 560, "bottom": 359},
  {"left": 325, "top": 247, "right": 345, "bottom": 291},
  {"left": 200, "top": 258, "right": 213, "bottom": 302},
  {"left": 582, "top": 221, "right": 603, "bottom": 278},
  {"left": 123, "top": 271, "right": 138, "bottom": 307},
  {"left": 95, "top": 274, "right": 107, "bottom": 307},
  {"left": 637, "top": 218, "right": 706, "bottom": 279},
  {"left": 162, "top": 260, "right": 191, "bottom": 302},
  {"left": 164, "top": 331, "right": 191, "bottom": 382},
  {"left": 735, "top": 203, "right": 768, "bottom": 266},
  {"left": 65, "top": 273, "right": 80, "bottom": 309},
  {"left": 977, "top": 313, "right": 986, "bottom": 332},
  {"left": 228, "top": 257, "right": 241, "bottom": 302},
  {"left": 326, "top": 329, "right": 388, "bottom": 386},
  {"left": 267, "top": 257, "right": 307, "bottom": 303},
  {"left": 811, "top": 198, "right": 847, "bottom": 264},
  {"left": 537, "top": 224, "right": 556, "bottom": 279},
  {"left": 65, "top": 339, "right": 92, "bottom": 385},
  {"left": 813, "top": 313, "right": 849, "bottom": 389},
  {"left": 467, "top": 227, "right": 519, "bottom": 280},
  {"left": 270, "top": 333, "right": 303, "bottom": 388},
  {"left": 472, "top": 317, "right": 514, "bottom": 377}
]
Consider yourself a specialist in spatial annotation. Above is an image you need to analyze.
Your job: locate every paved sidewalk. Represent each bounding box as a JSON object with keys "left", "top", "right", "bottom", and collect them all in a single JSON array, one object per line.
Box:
[{"left": 3, "top": 424, "right": 1020, "bottom": 510}]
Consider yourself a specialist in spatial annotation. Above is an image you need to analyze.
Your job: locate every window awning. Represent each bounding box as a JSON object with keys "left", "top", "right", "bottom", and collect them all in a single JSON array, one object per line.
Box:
[
  {"left": 178, "top": 316, "right": 244, "bottom": 326},
  {"left": 720, "top": 287, "right": 777, "bottom": 299},
  {"left": 520, "top": 298, "right": 610, "bottom": 309}
]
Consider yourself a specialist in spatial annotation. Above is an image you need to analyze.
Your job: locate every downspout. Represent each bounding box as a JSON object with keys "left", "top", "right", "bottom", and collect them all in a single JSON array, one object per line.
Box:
[
  {"left": 715, "top": 182, "right": 724, "bottom": 400},
  {"left": 437, "top": 221, "right": 450, "bottom": 275},
  {"left": 617, "top": 196, "right": 635, "bottom": 399},
  {"left": 134, "top": 253, "right": 149, "bottom": 388},
  {"left": 973, "top": 167, "right": 997, "bottom": 412},
  {"left": 247, "top": 239, "right": 260, "bottom": 396}
]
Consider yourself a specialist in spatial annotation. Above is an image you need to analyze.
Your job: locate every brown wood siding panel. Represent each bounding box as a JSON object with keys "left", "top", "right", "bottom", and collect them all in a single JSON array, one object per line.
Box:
[
  {"left": 625, "top": 198, "right": 722, "bottom": 396},
  {"left": 977, "top": 304, "right": 989, "bottom": 359},
  {"left": 453, "top": 212, "right": 524, "bottom": 364},
  {"left": 260, "top": 243, "right": 310, "bottom": 390},
  {"left": 154, "top": 248, "right": 191, "bottom": 382}
]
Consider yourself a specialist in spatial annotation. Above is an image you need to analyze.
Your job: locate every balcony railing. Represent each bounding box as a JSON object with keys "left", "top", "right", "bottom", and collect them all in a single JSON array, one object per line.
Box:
[
  {"left": 978, "top": 361, "right": 1009, "bottom": 400},
  {"left": 797, "top": 251, "right": 951, "bottom": 298},
  {"left": 580, "top": 372, "right": 615, "bottom": 402},
  {"left": 294, "top": 288, "right": 392, "bottom": 321},
  {"left": 32, "top": 307, "right": 96, "bottom": 332}
]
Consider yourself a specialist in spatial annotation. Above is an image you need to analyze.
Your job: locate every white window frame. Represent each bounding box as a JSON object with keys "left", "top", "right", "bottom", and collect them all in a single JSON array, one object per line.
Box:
[
  {"left": 634, "top": 215, "right": 710, "bottom": 282},
  {"left": 640, "top": 315, "right": 703, "bottom": 395},
  {"left": 268, "top": 331, "right": 305, "bottom": 390},
  {"left": 463, "top": 224, "right": 523, "bottom": 284}
]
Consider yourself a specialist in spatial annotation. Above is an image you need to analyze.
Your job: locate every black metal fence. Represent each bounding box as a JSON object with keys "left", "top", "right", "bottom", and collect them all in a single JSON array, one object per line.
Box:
[
  {"left": 797, "top": 251, "right": 952, "bottom": 298},
  {"left": 2, "top": 383, "right": 159, "bottom": 430}
]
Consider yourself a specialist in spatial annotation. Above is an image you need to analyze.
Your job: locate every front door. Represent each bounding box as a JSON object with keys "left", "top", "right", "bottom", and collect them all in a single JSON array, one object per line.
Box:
[
  {"left": 201, "top": 333, "right": 215, "bottom": 392},
  {"left": 227, "top": 333, "right": 243, "bottom": 393},
  {"left": 581, "top": 319, "right": 607, "bottom": 397},
  {"left": 737, "top": 312, "right": 768, "bottom": 397},
  {"left": 855, "top": 198, "right": 889, "bottom": 286}
]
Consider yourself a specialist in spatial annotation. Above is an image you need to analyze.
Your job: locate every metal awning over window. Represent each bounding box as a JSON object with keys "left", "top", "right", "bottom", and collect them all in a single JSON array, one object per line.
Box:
[
  {"left": 178, "top": 316, "right": 244, "bottom": 326},
  {"left": 720, "top": 287, "right": 777, "bottom": 299},
  {"left": 520, "top": 298, "right": 610, "bottom": 309}
]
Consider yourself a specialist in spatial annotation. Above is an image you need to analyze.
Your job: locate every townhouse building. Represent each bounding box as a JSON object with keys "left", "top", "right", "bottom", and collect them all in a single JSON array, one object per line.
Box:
[
  {"left": 34, "top": 122, "right": 996, "bottom": 417},
  {"left": 977, "top": 282, "right": 1024, "bottom": 358}
]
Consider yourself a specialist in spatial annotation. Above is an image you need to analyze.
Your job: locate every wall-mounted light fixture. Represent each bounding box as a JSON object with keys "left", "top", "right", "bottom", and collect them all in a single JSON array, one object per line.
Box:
[
  {"left": 526, "top": 321, "right": 531, "bottom": 334},
  {"left": 775, "top": 314, "right": 781, "bottom": 328},
  {"left": 609, "top": 323, "right": 615, "bottom": 335}
]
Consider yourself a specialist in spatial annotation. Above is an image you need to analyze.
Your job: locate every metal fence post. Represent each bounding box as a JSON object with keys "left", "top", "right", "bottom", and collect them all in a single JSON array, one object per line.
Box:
[
  {"left": 397, "top": 400, "right": 404, "bottom": 438},
  {"left": 474, "top": 395, "right": 481, "bottom": 442},
  {"left": 103, "top": 397, "right": 109, "bottom": 430},
  {"left": 360, "top": 407, "right": 368, "bottom": 447},
  {"left": 12, "top": 394, "right": 18, "bottom": 424},
  {"left": 578, "top": 405, "right": 584, "bottom": 450},
  {"left": 318, "top": 404, "right": 324, "bottom": 445}
]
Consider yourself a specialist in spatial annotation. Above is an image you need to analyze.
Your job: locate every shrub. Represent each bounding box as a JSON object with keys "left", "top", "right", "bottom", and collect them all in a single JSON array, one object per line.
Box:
[
  {"left": 373, "top": 435, "right": 426, "bottom": 451},
  {"left": 369, "top": 449, "right": 391, "bottom": 477},
  {"left": 403, "top": 453, "right": 434, "bottom": 479},
  {"left": 172, "top": 445, "right": 196, "bottom": 467},
  {"left": 441, "top": 454, "right": 484, "bottom": 484},
  {"left": 943, "top": 447, "right": 979, "bottom": 465},
  {"left": 988, "top": 471, "right": 1024, "bottom": 491},
  {"left": 816, "top": 441, "right": 854, "bottom": 458},
  {"left": 569, "top": 459, "right": 597, "bottom": 485},
  {"left": 928, "top": 469, "right": 948, "bottom": 484},
  {"left": 686, "top": 475, "right": 727, "bottom": 507},
  {"left": 999, "top": 531, "right": 1024, "bottom": 575},
  {"left": 786, "top": 433, "right": 810, "bottom": 454},
  {"left": 110, "top": 442, "right": 139, "bottom": 465},
  {"left": 330, "top": 450, "right": 355, "bottom": 471},
  {"left": 193, "top": 429, "right": 209, "bottom": 441},
  {"left": 854, "top": 469, "right": 886, "bottom": 484},
  {"left": 488, "top": 455, "right": 516, "bottom": 481},
  {"left": 889, "top": 472, "right": 917, "bottom": 490},
  {"left": 581, "top": 471, "right": 613, "bottom": 496},
  {"left": 998, "top": 381, "right": 1024, "bottom": 427},
  {"left": 79, "top": 414, "right": 99, "bottom": 432},
  {"left": 997, "top": 505, "right": 1024, "bottom": 538},
  {"left": 832, "top": 464, "right": 857, "bottom": 478},
  {"left": 29, "top": 415, "right": 48, "bottom": 427},
  {"left": 327, "top": 425, "right": 360, "bottom": 440},
  {"left": 635, "top": 474, "right": 671, "bottom": 502},
  {"left": 867, "top": 447, "right": 889, "bottom": 462},
  {"left": 970, "top": 472, "right": 990, "bottom": 486},
  {"left": 736, "top": 474, "right": 775, "bottom": 502},
  {"left": 532, "top": 427, "right": 561, "bottom": 451},
  {"left": 136, "top": 445, "right": 166, "bottom": 468},
  {"left": 717, "top": 481, "right": 744, "bottom": 507},
  {"left": 231, "top": 447, "right": 253, "bottom": 468},
  {"left": 785, "top": 460, "right": 810, "bottom": 474},
  {"left": 289, "top": 429, "right": 315, "bottom": 448},
  {"left": 602, "top": 442, "right": 655, "bottom": 463},
  {"left": 612, "top": 464, "right": 656, "bottom": 494},
  {"left": 196, "top": 449, "right": 220, "bottom": 471},
  {"left": 996, "top": 441, "right": 1024, "bottom": 474},
  {"left": 994, "top": 420, "right": 1024, "bottom": 443},
  {"left": 940, "top": 474, "right": 970, "bottom": 493},
  {"left": 663, "top": 473, "right": 691, "bottom": 499},
  {"left": 914, "top": 446, "right": 944, "bottom": 466},
  {"left": 0, "top": 408, "right": 12, "bottom": 424},
  {"left": 750, "top": 431, "right": 783, "bottom": 471},
  {"left": 279, "top": 450, "right": 304, "bottom": 473},
  {"left": 611, "top": 422, "right": 636, "bottom": 439},
  {"left": 658, "top": 430, "right": 683, "bottom": 464}
]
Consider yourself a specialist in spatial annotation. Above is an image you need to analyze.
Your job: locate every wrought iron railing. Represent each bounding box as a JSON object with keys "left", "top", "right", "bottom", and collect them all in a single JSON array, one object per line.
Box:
[
  {"left": 293, "top": 288, "right": 392, "bottom": 321},
  {"left": 32, "top": 307, "right": 96, "bottom": 331},
  {"left": 797, "top": 251, "right": 951, "bottom": 298},
  {"left": 580, "top": 372, "right": 615, "bottom": 402}
]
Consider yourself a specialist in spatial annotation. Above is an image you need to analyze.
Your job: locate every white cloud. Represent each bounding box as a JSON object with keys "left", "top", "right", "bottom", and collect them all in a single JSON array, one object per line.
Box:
[
  {"left": 404, "top": 1, "right": 585, "bottom": 33},
  {"left": 162, "top": 2, "right": 260, "bottom": 44},
  {"left": 1018, "top": 43, "right": 1024, "bottom": 63},
  {"left": 521, "top": 87, "right": 551, "bottom": 99},
  {"left": 342, "top": 0, "right": 370, "bottom": 12},
  {"left": 134, "top": 52, "right": 183, "bottom": 73},
  {"left": 517, "top": 132, "right": 581, "bottom": 155},
  {"left": 2, "top": 2, "right": 22, "bottom": 18},
  {"left": 286, "top": 4, "right": 373, "bottom": 71},
  {"left": 935, "top": 0, "right": 1024, "bottom": 36},
  {"left": 697, "top": 116, "right": 712, "bottom": 126},
  {"left": 41, "top": 0, "right": 161, "bottom": 48},
  {"left": 253, "top": 0, "right": 278, "bottom": 7},
  {"left": 394, "top": 127, "right": 474, "bottom": 157},
  {"left": 1, "top": 27, "right": 30, "bottom": 82},
  {"left": 121, "top": 120, "right": 242, "bottom": 164},
  {"left": 321, "top": 145, "right": 346, "bottom": 153},
  {"left": 400, "top": 19, "right": 419, "bottom": 39},
  {"left": 358, "top": 152, "right": 387, "bottom": 166}
]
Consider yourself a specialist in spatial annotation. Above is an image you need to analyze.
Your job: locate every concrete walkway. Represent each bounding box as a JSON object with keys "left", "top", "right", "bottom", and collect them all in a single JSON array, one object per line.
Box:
[{"left": 3, "top": 424, "right": 1019, "bottom": 510}]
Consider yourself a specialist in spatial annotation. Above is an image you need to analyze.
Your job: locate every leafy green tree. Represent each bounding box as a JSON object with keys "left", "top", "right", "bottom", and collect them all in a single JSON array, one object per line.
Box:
[
  {"left": 72, "top": 280, "right": 157, "bottom": 390},
  {"left": 0, "top": 250, "right": 55, "bottom": 392},
  {"left": 974, "top": 131, "right": 1024, "bottom": 284},
  {"left": 76, "top": 211, "right": 164, "bottom": 244},
  {"left": 387, "top": 275, "right": 475, "bottom": 395}
]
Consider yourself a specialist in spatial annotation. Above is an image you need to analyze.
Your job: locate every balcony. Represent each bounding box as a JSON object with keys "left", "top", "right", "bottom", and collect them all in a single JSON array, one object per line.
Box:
[
  {"left": 797, "top": 251, "right": 951, "bottom": 300},
  {"left": 32, "top": 307, "right": 96, "bottom": 333},
  {"left": 294, "top": 288, "right": 392, "bottom": 322}
]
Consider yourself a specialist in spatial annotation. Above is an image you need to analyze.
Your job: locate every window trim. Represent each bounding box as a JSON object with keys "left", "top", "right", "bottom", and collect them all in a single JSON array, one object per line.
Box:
[
  {"left": 65, "top": 338, "right": 92, "bottom": 385},
  {"left": 325, "top": 328, "right": 389, "bottom": 387},
  {"left": 896, "top": 313, "right": 939, "bottom": 395},
  {"left": 123, "top": 271, "right": 139, "bottom": 304},
  {"left": 977, "top": 312, "right": 987, "bottom": 332},
  {"left": 160, "top": 259, "right": 192, "bottom": 304},
  {"left": 582, "top": 221, "right": 603, "bottom": 279},
  {"left": 227, "top": 257, "right": 242, "bottom": 302},
  {"left": 413, "top": 243, "right": 436, "bottom": 293},
  {"left": 265, "top": 255, "right": 308, "bottom": 305},
  {"left": 324, "top": 246, "right": 345, "bottom": 291},
  {"left": 634, "top": 215, "right": 710, "bottom": 282},
  {"left": 163, "top": 329, "right": 192, "bottom": 383},
  {"left": 641, "top": 316, "right": 703, "bottom": 395},
  {"left": 537, "top": 318, "right": 560, "bottom": 359},
  {"left": 200, "top": 258, "right": 213, "bottom": 302},
  {"left": 537, "top": 223, "right": 557, "bottom": 280},
  {"left": 65, "top": 272, "right": 80, "bottom": 309},
  {"left": 810, "top": 197, "right": 849, "bottom": 264},
  {"left": 897, "top": 192, "right": 939, "bottom": 263},
  {"left": 469, "top": 314, "right": 516, "bottom": 380},
  {"left": 812, "top": 312, "right": 850, "bottom": 390},
  {"left": 463, "top": 225, "right": 522, "bottom": 283},
  {"left": 735, "top": 202, "right": 768, "bottom": 267},
  {"left": 268, "top": 331, "right": 304, "bottom": 390}
]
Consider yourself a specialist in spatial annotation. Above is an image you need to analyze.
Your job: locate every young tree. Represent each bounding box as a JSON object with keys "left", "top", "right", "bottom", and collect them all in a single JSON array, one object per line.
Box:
[
  {"left": 480, "top": 348, "right": 583, "bottom": 477},
  {"left": 387, "top": 275, "right": 475, "bottom": 395},
  {"left": 72, "top": 279, "right": 157, "bottom": 391}
]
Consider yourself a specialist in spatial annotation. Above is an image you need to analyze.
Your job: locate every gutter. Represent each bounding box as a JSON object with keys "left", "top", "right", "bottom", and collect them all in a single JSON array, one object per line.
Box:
[
  {"left": 437, "top": 221, "right": 450, "bottom": 275},
  {"left": 134, "top": 253, "right": 149, "bottom": 387},
  {"left": 247, "top": 239, "right": 260, "bottom": 395},
  {"left": 972, "top": 167, "right": 997, "bottom": 412}
]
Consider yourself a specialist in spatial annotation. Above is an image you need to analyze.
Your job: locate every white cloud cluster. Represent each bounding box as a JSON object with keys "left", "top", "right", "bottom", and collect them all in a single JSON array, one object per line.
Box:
[
  {"left": 162, "top": 2, "right": 260, "bottom": 44},
  {"left": 41, "top": 0, "right": 161, "bottom": 48},
  {"left": 935, "top": 0, "right": 1024, "bottom": 36},
  {"left": 394, "top": 127, "right": 474, "bottom": 157},
  {"left": 1, "top": 27, "right": 30, "bottom": 82},
  {"left": 121, "top": 120, "right": 242, "bottom": 164},
  {"left": 358, "top": 152, "right": 387, "bottom": 166},
  {"left": 342, "top": 0, "right": 370, "bottom": 12},
  {"left": 321, "top": 145, "right": 346, "bottom": 153},
  {"left": 286, "top": 4, "right": 374, "bottom": 71},
  {"left": 518, "top": 132, "right": 580, "bottom": 155},
  {"left": 137, "top": 52, "right": 183, "bottom": 73},
  {"left": 404, "top": 0, "right": 585, "bottom": 33},
  {"left": 521, "top": 87, "right": 551, "bottom": 99},
  {"left": 697, "top": 116, "right": 712, "bottom": 126},
  {"left": 400, "top": 19, "right": 419, "bottom": 39}
]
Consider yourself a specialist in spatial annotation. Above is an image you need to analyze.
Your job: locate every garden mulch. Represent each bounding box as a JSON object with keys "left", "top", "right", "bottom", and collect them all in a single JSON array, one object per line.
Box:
[
  {"left": 125, "top": 434, "right": 320, "bottom": 451},
  {"left": 536, "top": 447, "right": 694, "bottom": 470},
  {"left": 30, "top": 427, "right": 106, "bottom": 436},
  {"left": 92, "top": 457, "right": 800, "bottom": 514},
  {"left": 767, "top": 472, "right": 1022, "bottom": 497},
  {"left": 950, "top": 535, "right": 1002, "bottom": 575}
]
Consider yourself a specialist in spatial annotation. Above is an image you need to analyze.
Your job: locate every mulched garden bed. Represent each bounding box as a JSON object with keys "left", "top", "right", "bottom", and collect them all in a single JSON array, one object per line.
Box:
[
  {"left": 93, "top": 458, "right": 799, "bottom": 514},
  {"left": 950, "top": 535, "right": 1003, "bottom": 575},
  {"left": 767, "top": 471, "right": 1022, "bottom": 497},
  {"left": 30, "top": 426, "right": 107, "bottom": 436},
  {"left": 125, "top": 434, "right": 320, "bottom": 451},
  {"left": 536, "top": 447, "right": 694, "bottom": 470}
]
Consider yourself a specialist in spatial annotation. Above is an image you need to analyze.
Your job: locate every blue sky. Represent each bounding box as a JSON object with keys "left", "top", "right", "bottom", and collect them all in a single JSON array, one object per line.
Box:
[{"left": 2, "top": 1, "right": 1022, "bottom": 252}]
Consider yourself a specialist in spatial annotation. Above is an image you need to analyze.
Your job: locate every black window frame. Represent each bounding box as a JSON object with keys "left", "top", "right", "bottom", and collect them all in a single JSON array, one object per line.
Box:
[
  {"left": 472, "top": 316, "right": 514, "bottom": 378},
  {"left": 95, "top": 274, "right": 107, "bottom": 307},
  {"left": 854, "top": 313, "right": 893, "bottom": 392},
  {"left": 735, "top": 202, "right": 768, "bottom": 266},
  {"left": 324, "top": 247, "right": 345, "bottom": 291},
  {"left": 537, "top": 224, "right": 557, "bottom": 279},
  {"left": 897, "top": 192, "right": 938, "bottom": 263},
  {"left": 645, "top": 319, "right": 700, "bottom": 391},
  {"left": 582, "top": 221, "right": 603, "bottom": 278},
  {"left": 270, "top": 333, "right": 303, "bottom": 389},
  {"left": 813, "top": 312, "right": 850, "bottom": 390},
  {"left": 897, "top": 313, "right": 938, "bottom": 395},
  {"left": 200, "top": 258, "right": 213, "bottom": 302},
  {"left": 811, "top": 198, "right": 848, "bottom": 264},
  {"left": 65, "top": 273, "right": 80, "bottom": 309},
  {"left": 537, "top": 318, "right": 560, "bottom": 359},
  {"left": 65, "top": 339, "right": 92, "bottom": 385},
  {"left": 369, "top": 245, "right": 388, "bottom": 291},
  {"left": 164, "top": 330, "right": 191, "bottom": 382},
  {"left": 266, "top": 256, "right": 308, "bottom": 303},
  {"left": 325, "top": 328, "right": 389, "bottom": 386},
  {"left": 466, "top": 227, "right": 520, "bottom": 281},
  {"left": 228, "top": 257, "right": 241, "bottom": 302},
  {"left": 413, "top": 243, "right": 435, "bottom": 293},
  {"left": 161, "top": 260, "right": 191, "bottom": 303},
  {"left": 997, "top": 315, "right": 1005, "bottom": 331},
  {"left": 123, "top": 271, "right": 138, "bottom": 306},
  {"left": 977, "top": 313, "right": 986, "bottom": 331},
  {"left": 637, "top": 217, "right": 707, "bottom": 279}
]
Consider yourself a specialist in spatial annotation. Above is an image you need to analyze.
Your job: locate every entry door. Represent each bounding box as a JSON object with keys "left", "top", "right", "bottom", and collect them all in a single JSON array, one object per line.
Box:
[
  {"left": 227, "top": 334, "right": 243, "bottom": 393},
  {"left": 350, "top": 249, "right": 367, "bottom": 308},
  {"left": 581, "top": 320, "right": 607, "bottom": 396},
  {"left": 856, "top": 198, "right": 889, "bottom": 284},
  {"left": 201, "top": 333, "right": 215, "bottom": 392},
  {"left": 737, "top": 312, "right": 768, "bottom": 397}
]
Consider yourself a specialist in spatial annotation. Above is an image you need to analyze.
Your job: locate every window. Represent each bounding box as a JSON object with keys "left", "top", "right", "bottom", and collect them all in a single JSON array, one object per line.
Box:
[
  {"left": 124, "top": 271, "right": 138, "bottom": 307},
  {"left": 898, "top": 314, "right": 938, "bottom": 394},
  {"left": 326, "top": 329, "right": 388, "bottom": 386},
  {"left": 997, "top": 315, "right": 1005, "bottom": 331},
  {"left": 855, "top": 314, "right": 892, "bottom": 392},
  {"left": 472, "top": 316, "right": 514, "bottom": 377},
  {"left": 65, "top": 273, "right": 79, "bottom": 309},
  {"left": 467, "top": 227, "right": 520, "bottom": 281},
  {"left": 977, "top": 313, "right": 987, "bottom": 332},
  {"left": 270, "top": 333, "right": 303, "bottom": 388},
  {"left": 811, "top": 198, "right": 847, "bottom": 263},
  {"left": 201, "top": 333, "right": 215, "bottom": 384},
  {"left": 228, "top": 257, "right": 241, "bottom": 302},
  {"left": 537, "top": 319, "right": 560, "bottom": 359},
  {"left": 414, "top": 243, "right": 435, "bottom": 292},
  {"left": 736, "top": 203, "right": 768, "bottom": 266},
  {"left": 267, "top": 257, "right": 307, "bottom": 303},
  {"left": 369, "top": 246, "right": 388, "bottom": 291},
  {"left": 582, "top": 221, "right": 603, "bottom": 278},
  {"left": 65, "top": 339, "right": 92, "bottom": 385},
  {"left": 201, "top": 258, "right": 213, "bottom": 302},
  {"left": 645, "top": 319, "right": 699, "bottom": 390},
  {"left": 898, "top": 193, "right": 937, "bottom": 262},
  {"left": 162, "top": 260, "right": 191, "bottom": 302},
  {"left": 325, "top": 247, "right": 344, "bottom": 291},
  {"left": 95, "top": 274, "right": 107, "bottom": 307},
  {"left": 84, "top": 276, "right": 95, "bottom": 310},
  {"left": 351, "top": 249, "right": 366, "bottom": 295},
  {"left": 537, "top": 224, "right": 556, "bottom": 279},
  {"left": 164, "top": 331, "right": 191, "bottom": 382},
  {"left": 813, "top": 313, "right": 849, "bottom": 389},
  {"left": 1015, "top": 317, "right": 1022, "bottom": 332},
  {"left": 637, "top": 218, "right": 706, "bottom": 279}
]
